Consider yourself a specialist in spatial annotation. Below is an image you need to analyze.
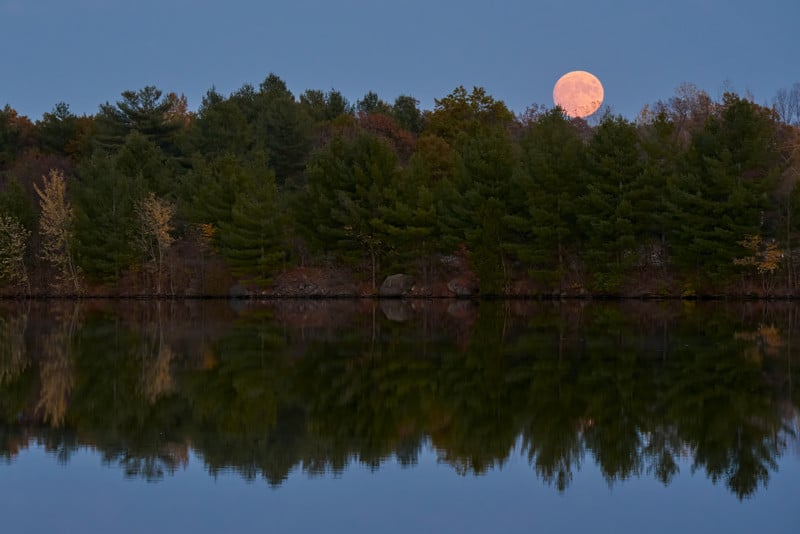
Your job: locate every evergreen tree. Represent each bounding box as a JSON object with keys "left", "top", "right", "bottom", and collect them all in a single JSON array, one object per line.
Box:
[
  {"left": 73, "top": 153, "right": 145, "bottom": 281},
  {"left": 438, "top": 125, "right": 515, "bottom": 294},
  {"left": 668, "top": 94, "right": 782, "bottom": 286},
  {"left": 114, "top": 131, "right": 175, "bottom": 197},
  {"left": 0, "top": 105, "right": 34, "bottom": 171},
  {"left": 0, "top": 176, "right": 36, "bottom": 231},
  {"left": 578, "top": 115, "right": 643, "bottom": 290},
  {"left": 218, "top": 169, "right": 288, "bottom": 286},
  {"left": 357, "top": 91, "right": 392, "bottom": 116},
  {"left": 184, "top": 155, "right": 240, "bottom": 229},
  {"left": 253, "top": 74, "right": 312, "bottom": 184},
  {"left": 191, "top": 88, "right": 253, "bottom": 159},
  {"left": 391, "top": 95, "right": 425, "bottom": 135},
  {"left": 373, "top": 169, "right": 438, "bottom": 277},
  {"left": 299, "top": 89, "right": 352, "bottom": 123},
  {"left": 507, "top": 108, "right": 586, "bottom": 289},
  {"left": 94, "top": 86, "right": 185, "bottom": 157},
  {"left": 632, "top": 109, "right": 682, "bottom": 274},
  {"left": 300, "top": 133, "right": 398, "bottom": 290},
  {"left": 36, "top": 103, "right": 83, "bottom": 158}
]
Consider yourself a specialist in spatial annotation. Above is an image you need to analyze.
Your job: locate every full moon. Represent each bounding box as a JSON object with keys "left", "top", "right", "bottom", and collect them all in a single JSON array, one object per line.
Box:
[{"left": 553, "top": 71, "right": 604, "bottom": 118}]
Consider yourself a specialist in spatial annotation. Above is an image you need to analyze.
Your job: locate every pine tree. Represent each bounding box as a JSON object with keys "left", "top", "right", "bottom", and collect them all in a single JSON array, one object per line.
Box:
[
  {"left": 73, "top": 156, "right": 144, "bottom": 281},
  {"left": 300, "top": 133, "right": 398, "bottom": 290},
  {"left": 0, "top": 176, "right": 36, "bottom": 231},
  {"left": 373, "top": 170, "right": 438, "bottom": 277},
  {"left": 191, "top": 88, "right": 253, "bottom": 159},
  {"left": 218, "top": 170, "right": 288, "bottom": 286},
  {"left": 507, "top": 108, "right": 586, "bottom": 289},
  {"left": 253, "top": 74, "right": 312, "bottom": 184},
  {"left": 668, "top": 94, "right": 781, "bottom": 286},
  {"left": 630, "top": 109, "right": 680, "bottom": 272},
  {"left": 438, "top": 125, "right": 515, "bottom": 294},
  {"left": 578, "top": 115, "right": 642, "bottom": 291},
  {"left": 95, "top": 86, "right": 184, "bottom": 156},
  {"left": 73, "top": 132, "right": 176, "bottom": 283}
]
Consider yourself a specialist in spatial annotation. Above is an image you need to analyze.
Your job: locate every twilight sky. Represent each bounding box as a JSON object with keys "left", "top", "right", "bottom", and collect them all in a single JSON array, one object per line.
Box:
[{"left": 1, "top": 0, "right": 797, "bottom": 120}]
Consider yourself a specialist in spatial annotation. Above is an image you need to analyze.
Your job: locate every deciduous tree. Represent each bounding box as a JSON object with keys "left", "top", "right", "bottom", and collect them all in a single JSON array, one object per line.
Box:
[
  {"left": 136, "top": 192, "right": 176, "bottom": 294},
  {"left": 35, "top": 169, "right": 80, "bottom": 293},
  {"left": 0, "top": 214, "right": 30, "bottom": 291}
]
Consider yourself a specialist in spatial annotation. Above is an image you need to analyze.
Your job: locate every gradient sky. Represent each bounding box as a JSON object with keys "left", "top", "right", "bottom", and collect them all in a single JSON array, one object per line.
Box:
[{"left": 1, "top": 0, "right": 798, "bottom": 121}]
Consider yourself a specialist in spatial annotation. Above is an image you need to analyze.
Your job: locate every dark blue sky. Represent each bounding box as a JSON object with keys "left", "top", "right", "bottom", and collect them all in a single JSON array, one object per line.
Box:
[{"left": 1, "top": 0, "right": 797, "bottom": 120}]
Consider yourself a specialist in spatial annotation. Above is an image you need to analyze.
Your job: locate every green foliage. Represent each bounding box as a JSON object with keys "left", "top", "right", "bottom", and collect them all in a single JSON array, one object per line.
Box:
[
  {"left": 299, "top": 89, "right": 352, "bottom": 123},
  {"left": 183, "top": 155, "right": 241, "bottom": 228},
  {"left": 300, "top": 133, "right": 399, "bottom": 288},
  {"left": 114, "top": 131, "right": 176, "bottom": 197},
  {"left": 192, "top": 88, "right": 253, "bottom": 159},
  {"left": 391, "top": 95, "right": 425, "bottom": 134},
  {"left": 356, "top": 91, "right": 392, "bottom": 116},
  {"left": 95, "top": 86, "right": 184, "bottom": 156},
  {"left": 73, "top": 155, "right": 144, "bottom": 281},
  {"left": 578, "top": 115, "right": 643, "bottom": 289},
  {"left": 507, "top": 108, "right": 586, "bottom": 288},
  {"left": 218, "top": 169, "right": 289, "bottom": 285},
  {"left": 0, "top": 176, "right": 36, "bottom": 231},
  {"left": 667, "top": 94, "right": 781, "bottom": 284},
  {"left": 374, "top": 170, "right": 438, "bottom": 274},
  {"left": 36, "top": 102, "right": 84, "bottom": 158},
  {"left": 1, "top": 78, "right": 797, "bottom": 294},
  {"left": 253, "top": 74, "right": 312, "bottom": 183},
  {"left": 426, "top": 86, "right": 514, "bottom": 141},
  {"left": 438, "top": 124, "right": 516, "bottom": 294},
  {"left": 0, "top": 105, "right": 34, "bottom": 170}
]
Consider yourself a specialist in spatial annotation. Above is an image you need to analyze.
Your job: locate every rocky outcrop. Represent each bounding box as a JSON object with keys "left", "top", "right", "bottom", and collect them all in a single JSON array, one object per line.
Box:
[
  {"left": 268, "top": 267, "right": 359, "bottom": 297},
  {"left": 447, "top": 276, "right": 478, "bottom": 297},
  {"left": 379, "top": 274, "right": 415, "bottom": 297}
]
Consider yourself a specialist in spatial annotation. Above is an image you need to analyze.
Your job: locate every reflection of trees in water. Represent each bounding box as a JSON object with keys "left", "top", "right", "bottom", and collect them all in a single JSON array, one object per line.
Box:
[
  {"left": 137, "top": 302, "right": 176, "bottom": 404},
  {"left": 0, "top": 305, "right": 29, "bottom": 385},
  {"left": 35, "top": 303, "right": 80, "bottom": 427},
  {"left": 791, "top": 409, "right": 800, "bottom": 460},
  {"left": 0, "top": 300, "right": 797, "bottom": 497},
  {"left": 101, "top": 442, "right": 189, "bottom": 482}
]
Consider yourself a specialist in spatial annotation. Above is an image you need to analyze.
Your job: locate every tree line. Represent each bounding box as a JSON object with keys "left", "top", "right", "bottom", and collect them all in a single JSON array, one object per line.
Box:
[{"left": 1, "top": 77, "right": 800, "bottom": 296}]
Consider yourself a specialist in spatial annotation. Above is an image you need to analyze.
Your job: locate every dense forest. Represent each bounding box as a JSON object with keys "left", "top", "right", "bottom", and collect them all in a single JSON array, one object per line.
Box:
[{"left": 1, "top": 76, "right": 800, "bottom": 297}]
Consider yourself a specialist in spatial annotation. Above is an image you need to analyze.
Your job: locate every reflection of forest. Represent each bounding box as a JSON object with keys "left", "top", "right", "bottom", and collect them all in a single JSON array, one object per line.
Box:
[{"left": 0, "top": 299, "right": 798, "bottom": 498}]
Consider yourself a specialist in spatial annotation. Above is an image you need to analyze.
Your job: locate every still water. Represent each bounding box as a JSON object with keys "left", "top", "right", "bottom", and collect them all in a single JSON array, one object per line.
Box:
[{"left": 0, "top": 299, "right": 798, "bottom": 533}]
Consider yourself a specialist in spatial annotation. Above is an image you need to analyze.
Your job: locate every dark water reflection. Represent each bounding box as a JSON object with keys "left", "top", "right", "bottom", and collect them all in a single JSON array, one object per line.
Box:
[{"left": 0, "top": 299, "right": 798, "bottom": 499}]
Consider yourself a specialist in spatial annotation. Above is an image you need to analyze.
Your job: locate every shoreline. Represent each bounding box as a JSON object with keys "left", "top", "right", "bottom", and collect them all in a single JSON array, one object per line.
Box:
[{"left": 1, "top": 293, "right": 798, "bottom": 301}]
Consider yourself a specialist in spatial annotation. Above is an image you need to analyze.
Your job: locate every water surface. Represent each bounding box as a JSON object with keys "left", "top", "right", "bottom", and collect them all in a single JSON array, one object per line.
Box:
[{"left": 0, "top": 299, "right": 798, "bottom": 532}]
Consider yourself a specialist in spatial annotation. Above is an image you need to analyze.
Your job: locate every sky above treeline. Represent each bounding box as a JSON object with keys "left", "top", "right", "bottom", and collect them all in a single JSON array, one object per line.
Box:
[{"left": 1, "top": 0, "right": 798, "bottom": 120}]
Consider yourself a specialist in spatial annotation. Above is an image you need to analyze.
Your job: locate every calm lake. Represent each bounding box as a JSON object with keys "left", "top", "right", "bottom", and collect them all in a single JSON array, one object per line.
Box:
[{"left": 0, "top": 299, "right": 798, "bottom": 533}]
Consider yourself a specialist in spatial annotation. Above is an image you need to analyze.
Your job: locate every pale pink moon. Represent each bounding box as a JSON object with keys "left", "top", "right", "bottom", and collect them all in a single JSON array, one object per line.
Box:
[{"left": 553, "top": 71, "right": 604, "bottom": 118}]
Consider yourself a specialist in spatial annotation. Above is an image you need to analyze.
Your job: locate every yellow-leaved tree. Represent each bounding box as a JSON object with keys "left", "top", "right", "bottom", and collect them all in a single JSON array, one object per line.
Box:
[
  {"left": 136, "top": 192, "right": 176, "bottom": 294},
  {"left": 0, "top": 214, "right": 30, "bottom": 292},
  {"left": 34, "top": 169, "right": 81, "bottom": 293},
  {"left": 733, "top": 234, "right": 783, "bottom": 292}
]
